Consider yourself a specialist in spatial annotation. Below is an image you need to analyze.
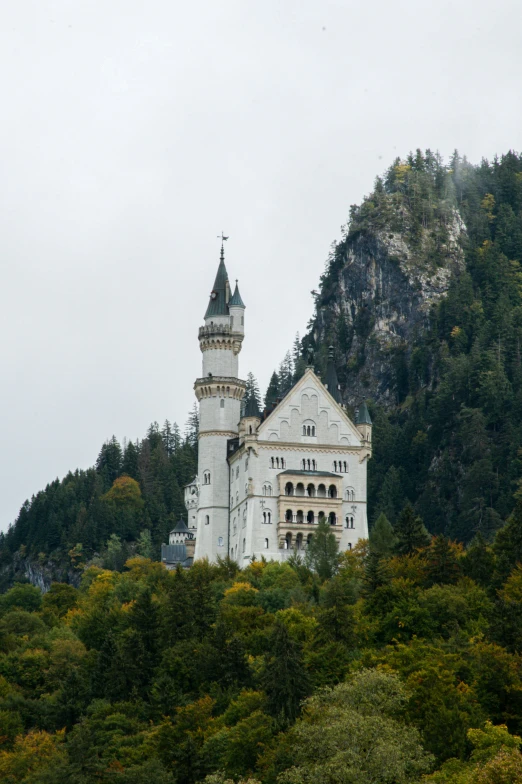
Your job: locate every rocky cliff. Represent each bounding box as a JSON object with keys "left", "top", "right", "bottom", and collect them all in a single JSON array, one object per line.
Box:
[{"left": 309, "top": 159, "right": 467, "bottom": 405}]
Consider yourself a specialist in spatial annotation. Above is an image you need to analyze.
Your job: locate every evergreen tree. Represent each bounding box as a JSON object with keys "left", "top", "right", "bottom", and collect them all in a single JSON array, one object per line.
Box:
[
  {"left": 278, "top": 351, "right": 295, "bottom": 397},
  {"left": 369, "top": 512, "right": 396, "bottom": 557},
  {"left": 305, "top": 515, "right": 339, "bottom": 580},
  {"left": 243, "top": 372, "right": 262, "bottom": 414},
  {"left": 96, "top": 436, "right": 123, "bottom": 489},
  {"left": 264, "top": 371, "right": 280, "bottom": 408},
  {"left": 425, "top": 535, "right": 461, "bottom": 585},
  {"left": 394, "top": 504, "right": 431, "bottom": 555},
  {"left": 184, "top": 404, "right": 199, "bottom": 450},
  {"left": 260, "top": 620, "right": 310, "bottom": 724}
]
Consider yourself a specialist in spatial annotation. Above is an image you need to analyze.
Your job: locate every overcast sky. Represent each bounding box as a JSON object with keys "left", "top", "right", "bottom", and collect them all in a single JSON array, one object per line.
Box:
[{"left": 1, "top": 0, "right": 520, "bottom": 532}]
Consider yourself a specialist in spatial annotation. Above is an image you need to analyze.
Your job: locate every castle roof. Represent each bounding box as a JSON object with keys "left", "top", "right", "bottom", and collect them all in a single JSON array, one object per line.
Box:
[
  {"left": 229, "top": 281, "right": 245, "bottom": 308},
  {"left": 243, "top": 394, "right": 261, "bottom": 418},
  {"left": 204, "top": 249, "right": 230, "bottom": 319},
  {"left": 355, "top": 401, "right": 372, "bottom": 425},
  {"left": 324, "top": 346, "right": 342, "bottom": 404},
  {"left": 170, "top": 518, "right": 189, "bottom": 534}
]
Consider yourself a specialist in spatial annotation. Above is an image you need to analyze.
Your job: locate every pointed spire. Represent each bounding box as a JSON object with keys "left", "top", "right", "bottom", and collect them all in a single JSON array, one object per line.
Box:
[
  {"left": 204, "top": 248, "right": 230, "bottom": 319},
  {"left": 229, "top": 279, "right": 245, "bottom": 308},
  {"left": 243, "top": 394, "right": 261, "bottom": 418},
  {"left": 355, "top": 401, "right": 372, "bottom": 425},
  {"left": 324, "top": 345, "right": 342, "bottom": 404}
]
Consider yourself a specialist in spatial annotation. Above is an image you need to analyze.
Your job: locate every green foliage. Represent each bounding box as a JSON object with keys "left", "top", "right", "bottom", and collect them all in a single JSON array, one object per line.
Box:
[
  {"left": 304, "top": 516, "right": 339, "bottom": 580},
  {"left": 394, "top": 504, "right": 431, "bottom": 555}
]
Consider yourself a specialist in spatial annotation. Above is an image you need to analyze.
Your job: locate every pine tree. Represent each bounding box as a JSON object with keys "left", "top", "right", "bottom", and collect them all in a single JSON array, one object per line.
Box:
[
  {"left": 243, "top": 372, "right": 262, "bottom": 414},
  {"left": 394, "top": 504, "right": 431, "bottom": 555},
  {"left": 425, "top": 535, "right": 461, "bottom": 585},
  {"left": 369, "top": 512, "right": 396, "bottom": 557},
  {"left": 305, "top": 515, "right": 339, "bottom": 580},
  {"left": 96, "top": 436, "right": 123, "bottom": 489},
  {"left": 260, "top": 620, "right": 310, "bottom": 724},
  {"left": 278, "top": 351, "right": 294, "bottom": 396},
  {"left": 264, "top": 371, "right": 280, "bottom": 408},
  {"left": 122, "top": 440, "right": 140, "bottom": 480},
  {"left": 184, "top": 404, "right": 199, "bottom": 449}
]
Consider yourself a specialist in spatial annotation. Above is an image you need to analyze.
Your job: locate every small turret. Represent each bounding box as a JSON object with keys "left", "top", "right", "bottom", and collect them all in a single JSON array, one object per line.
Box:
[
  {"left": 229, "top": 280, "right": 245, "bottom": 335},
  {"left": 240, "top": 394, "right": 261, "bottom": 441},
  {"left": 204, "top": 243, "right": 230, "bottom": 322},
  {"left": 324, "top": 346, "right": 342, "bottom": 404},
  {"left": 355, "top": 401, "right": 372, "bottom": 444}
]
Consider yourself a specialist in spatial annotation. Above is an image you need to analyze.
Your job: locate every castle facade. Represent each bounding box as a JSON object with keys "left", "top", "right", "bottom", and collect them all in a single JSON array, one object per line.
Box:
[{"left": 180, "top": 247, "right": 372, "bottom": 565}]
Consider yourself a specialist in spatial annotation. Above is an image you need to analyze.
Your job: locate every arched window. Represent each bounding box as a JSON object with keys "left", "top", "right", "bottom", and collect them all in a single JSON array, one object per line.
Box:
[
  {"left": 329, "top": 512, "right": 337, "bottom": 526},
  {"left": 267, "top": 511, "right": 271, "bottom": 524},
  {"left": 285, "top": 482, "right": 294, "bottom": 496},
  {"left": 307, "top": 533, "right": 313, "bottom": 546},
  {"left": 296, "top": 533, "right": 303, "bottom": 550},
  {"left": 296, "top": 510, "right": 304, "bottom": 523},
  {"left": 218, "top": 536, "right": 223, "bottom": 546},
  {"left": 312, "top": 425, "right": 316, "bottom": 436},
  {"left": 307, "top": 483, "right": 315, "bottom": 497},
  {"left": 343, "top": 461, "right": 348, "bottom": 473},
  {"left": 285, "top": 509, "right": 293, "bottom": 522},
  {"left": 220, "top": 399, "right": 225, "bottom": 408},
  {"left": 307, "top": 510, "right": 314, "bottom": 524},
  {"left": 284, "top": 533, "right": 292, "bottom": 550},
  {"left": 346, "top": 487, "right": 355, "bottom": 502},
  {"left": 282, "top": 457, "right": 285, "bottom": 468},
  {"left": 264, "top": 484, "right": 272, "bottom": 496},
  {"left": 263, "top": 511, "right": 267, "bottom": 524},
  {"left": 276, "top": 457, "right": 280, "bottom": 468},
  {"left": 302, "top": 425, "right": 306, "bottom": 436},
  {"left": 302, "top": 459, "right": 306, "bottom": 470},
  {"left": 328, "top": 484, "right": 337, "bottom": 498},
  {"left": 249, "top": 425, "right": 252, "bottom": 434},
  {"left": 264, "top": 538, "right": 269, "bottom": 549},
  {"left": 296, "top": 482, "right": 305, "bottom": 496},
  {"left": 347, "top": 542, "right": 352, "bottom": 550},
  {"left": 312, "top": 460, "right": 317, "bottom": 470},
  {"left": 242, "top": 538, "right": 246, "bottom": 553},
  {"left": 317, "top": 483, "right": 326, "bottom": 498},
  {"left": 205, "top": 515, "right": 210, "bottom": 525},
  {"left": 271, "top": 457, "right": 275, "bottom": 468},
  {"left": 307, "top": 426, "right": 311, "bottom": 436}
]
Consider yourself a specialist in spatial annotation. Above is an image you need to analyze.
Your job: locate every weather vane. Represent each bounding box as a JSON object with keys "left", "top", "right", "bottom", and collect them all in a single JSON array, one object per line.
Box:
[{"left": 217, "top": 231, "right": 229, "bottom": 243}]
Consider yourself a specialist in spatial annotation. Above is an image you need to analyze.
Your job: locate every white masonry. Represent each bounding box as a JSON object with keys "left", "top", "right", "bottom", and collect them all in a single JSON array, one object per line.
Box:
[{"left": 187, "top": 246, "right": 372, "bottom": 565}]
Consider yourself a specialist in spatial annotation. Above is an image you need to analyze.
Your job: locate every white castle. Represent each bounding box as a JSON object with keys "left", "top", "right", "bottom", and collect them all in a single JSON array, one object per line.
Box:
[{"left": 163, "top": 244, "right": 372, "bottom": 567}]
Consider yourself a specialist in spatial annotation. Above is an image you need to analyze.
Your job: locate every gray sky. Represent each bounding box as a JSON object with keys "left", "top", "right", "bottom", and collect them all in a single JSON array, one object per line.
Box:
[{"left": 1, "top": 0, "right": 521, "bottom": 532}]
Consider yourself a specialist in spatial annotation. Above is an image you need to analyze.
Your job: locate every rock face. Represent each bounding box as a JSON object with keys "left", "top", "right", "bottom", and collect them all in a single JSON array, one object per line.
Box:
[
  {"left": 0, "top": 553, "right": 82, "bottom": 593},
  {"left": 313, "top": 205, "right": 466, "bottom": 405}
]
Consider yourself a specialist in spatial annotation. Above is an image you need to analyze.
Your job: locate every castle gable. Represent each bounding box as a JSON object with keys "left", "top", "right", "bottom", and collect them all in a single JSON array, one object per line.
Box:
[{"left": 257, "top": 369, "right": 362, "bottom": 447}]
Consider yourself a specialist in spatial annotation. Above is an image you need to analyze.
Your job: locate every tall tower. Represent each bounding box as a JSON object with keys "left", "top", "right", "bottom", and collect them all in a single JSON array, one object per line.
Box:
[{"left": 194, "top": 243, "right": 246, "bottom": 561}]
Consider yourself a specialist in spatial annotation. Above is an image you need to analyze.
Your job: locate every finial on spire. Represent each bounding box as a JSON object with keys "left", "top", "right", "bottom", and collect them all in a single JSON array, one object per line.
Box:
[
  {"left": 328, "top": 345, "right": 335, "bottom": 360},
  {"left": 217, "top": 231, "right": 229, "bottom": 261}
]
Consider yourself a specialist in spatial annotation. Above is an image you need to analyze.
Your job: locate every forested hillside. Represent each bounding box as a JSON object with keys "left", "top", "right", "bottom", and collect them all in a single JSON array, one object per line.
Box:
[
  {"left": 0, "top": 416, "right": 198, "bottom": 586},
  {"left": 1, "top": 517, "right": 522, "bottom": 782},
  {"left": 296, "top": 150, "right": 522, "bottom": 543}
]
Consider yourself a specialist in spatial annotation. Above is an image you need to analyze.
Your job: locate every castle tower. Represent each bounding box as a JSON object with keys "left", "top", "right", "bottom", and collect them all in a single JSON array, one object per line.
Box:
[{"left": 194, "top": 244, "right": 246, "bottom": 561}]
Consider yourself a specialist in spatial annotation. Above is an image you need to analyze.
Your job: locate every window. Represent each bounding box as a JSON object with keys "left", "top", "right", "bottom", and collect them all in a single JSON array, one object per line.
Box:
[
  {"left": 249, "top": 426, "right": 252, "bottom": 434},
  {"left": 242, "top": 538, "right": 246, "bottom": 553},
  {"left": 203, "top": 471, "right": 211, "bottom": 485},
  {"left": 267, "top": 511, "right": 271, "bottom": 524},
  {"left": 328, "top": 484, "right": 338, "bottom": 498},
  {"left": 307, "top": 510, "right": 314, "bottom": 524},
  {"left": 303, "top": 420, "right": 316, "bottom": 438},
  {"left": 312, "top": 460, "right": 316, "bottom": 470},
  {"left": 205, "top": 515, "right": 210, "bottom": 525},
  {"left": 264, "top": 538, "right": 269, "bottom": 549},
  {"left": 233, "top": 519, "right": 237, "bottom": 535},
  {"left": 271, "top": 457, "right": 275, "bottom": 468},
  {"left": 345, "top": 516, "right": 354, "bottom": 529},
  {"left": 329, "top": 512, "right": 337, "bottom": 525},
  {"left": 334, "top": 461, "right": 349, "bottom": 473},
  {"left": 347, "top": 542, "right": 352, "bottom": 551},
  {"left": 263, "top": 483, "right": 272, "bottom": 496},
  {"left": 220, "top": 399, "right": 225, "bottom": 408},
  {"left": 217, "top": 536, "right": 223, "bottom": 546},
  {"left": 346, "top": 487, "right": 355, "bottom": 502},
  {"left": 271, "top": 456, "right": 285, "bottom": 469}
]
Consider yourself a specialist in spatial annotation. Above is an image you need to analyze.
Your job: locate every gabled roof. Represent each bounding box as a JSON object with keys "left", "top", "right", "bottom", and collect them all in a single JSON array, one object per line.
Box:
[
  {"left": 229, "top": 281, "right": 245, "bottom": 308},
  {"left": 257, "top": 367, "right": 363, "bottom": 444},
  {"left": 355, "top": 401, "right": 372, "bottom": 425},
  {"left": 204, "top": 251, "right": 230, "bottom": 319}
]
